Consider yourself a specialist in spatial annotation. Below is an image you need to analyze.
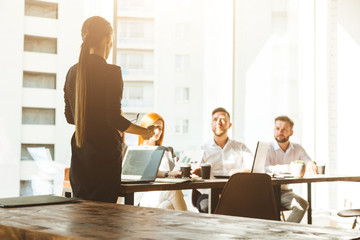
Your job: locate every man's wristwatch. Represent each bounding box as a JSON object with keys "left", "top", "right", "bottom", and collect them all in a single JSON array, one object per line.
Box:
[{"left": 164, "top": 171, "right": 169, "bottom": 178}]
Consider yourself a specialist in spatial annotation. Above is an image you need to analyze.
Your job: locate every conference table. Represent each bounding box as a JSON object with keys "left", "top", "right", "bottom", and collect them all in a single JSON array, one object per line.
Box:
[
  {"left": 119, "top": 174, "right": 360, "bottom": 224},
  {"left": 1, "top": 200, "right": 359, "bottom": 239}
]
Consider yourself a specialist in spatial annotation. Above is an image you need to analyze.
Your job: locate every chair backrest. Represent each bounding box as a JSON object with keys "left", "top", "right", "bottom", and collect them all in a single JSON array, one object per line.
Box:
[
  {"left": 64, "top": 167, "right": 70, "bottom": 181},
  {"left": 62, "top": 167, "right": 72, "bottom": 197},
  {"left": 214, "top": 173, "right": 278, "bottom": 221}
]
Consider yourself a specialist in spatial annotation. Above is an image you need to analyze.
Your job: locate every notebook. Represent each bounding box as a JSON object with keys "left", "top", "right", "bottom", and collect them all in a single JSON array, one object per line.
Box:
[
  {"left": 214, "top": 141, "right": 269, "bottom": 178},
  {"left": 121, "top": 146, "right": 166, "bottom": 184},
  {"left": 0, "top": 195, "right": 80, "bottom": 208}
]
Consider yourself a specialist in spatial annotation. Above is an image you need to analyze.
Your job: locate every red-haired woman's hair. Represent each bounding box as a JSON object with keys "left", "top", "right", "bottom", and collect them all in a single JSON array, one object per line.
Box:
[{"left": 138, "top": 113, "right": 164, "bottom": 146}]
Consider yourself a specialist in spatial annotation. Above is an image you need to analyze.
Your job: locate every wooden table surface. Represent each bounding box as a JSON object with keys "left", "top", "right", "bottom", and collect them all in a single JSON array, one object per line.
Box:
[
  {"left": 271, "top": 174, "right": 360, "bottom": 185},
  {"left": 0, "top": 200, "right": 359, "bottom": 240},
  {"left": 119, "top": 174, "right": 360, "bottom": 223},
  {"left": 119, "top": 174, "right": 360, "bottom": 193}
]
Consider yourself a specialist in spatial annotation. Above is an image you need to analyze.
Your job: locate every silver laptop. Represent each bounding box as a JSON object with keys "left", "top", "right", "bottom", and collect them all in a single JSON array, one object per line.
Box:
[
  {"left": 251, "top": 141, "right": 270, "bottom": 173},
  {"left": 121, "top": 146, "right": 166, "bottom": 183},
  {"left": 214, "top": 141, "right": 269, "bottom": 178}
]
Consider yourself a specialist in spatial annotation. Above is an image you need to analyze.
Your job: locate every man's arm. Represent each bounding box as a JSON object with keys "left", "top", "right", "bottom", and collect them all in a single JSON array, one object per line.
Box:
[{"left": 299, "top": 146, "right": 318, "bottom": 174}]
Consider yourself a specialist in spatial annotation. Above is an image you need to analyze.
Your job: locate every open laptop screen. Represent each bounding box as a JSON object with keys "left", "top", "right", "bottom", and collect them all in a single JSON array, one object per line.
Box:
[
  {"left": 251, "top": 141, "right": 270, "bottom": 173},
  {"left": 122, "top": 146, "right": 165, "bottom": 181}
]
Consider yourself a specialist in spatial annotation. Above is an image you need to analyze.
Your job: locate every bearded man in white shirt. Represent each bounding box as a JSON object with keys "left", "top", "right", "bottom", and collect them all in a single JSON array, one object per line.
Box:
[
  {"left": 192, "top": 107, "right": 253, "bottom": 213},
  {"left": 265, "top": 115, "right": 318, "bottom": 223}
]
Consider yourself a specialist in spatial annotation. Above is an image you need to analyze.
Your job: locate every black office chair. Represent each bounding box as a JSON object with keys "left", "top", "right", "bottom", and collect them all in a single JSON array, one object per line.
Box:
[
  {"left": 214, "top": 173, "right": 279, "bottom": 221},
  {"left": 338, "top": 209, "right": 360, "bottom": 229}
]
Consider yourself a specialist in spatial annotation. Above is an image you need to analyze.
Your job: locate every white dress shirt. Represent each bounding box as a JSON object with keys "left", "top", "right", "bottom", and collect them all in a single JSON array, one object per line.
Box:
[
  {"left": 265, "top": 141, "right": 311, "bottom": 190},
  {"left": 265, "top": 141, "right": 311, "bottom": 173},
  {"left": 200, "top": 138, "right": 253, "bottom": 177}
]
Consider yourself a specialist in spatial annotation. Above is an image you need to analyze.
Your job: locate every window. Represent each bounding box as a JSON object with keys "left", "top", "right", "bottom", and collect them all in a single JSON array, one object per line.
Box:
[
  {"left": 20, "top": 180, "right": 54, "bottom": 196},
  {"left": 21, "top": 144, "right": 55, "bottom": 161},
  {"left": 122, "top": 82, "right": 153, "bottom": 107},
  {"left": 175, "top": 119, "right": 189, "bottom": 134},
  {"left": 175, "top": 87, "right": 190, "bottom": 102},
  {"left": 175, "top": 55, "right": 190, "bottom": 71},
  {"left": 118, "top": 0, "right": 154, "bottom": 12},
  {"left": 25, "top": 0, "right": 58, "bottom": 19},
  {"left": 175, "top": 23, "right": 190, "bottom": 39},
  {"left": 118, "top": 19, "right": 154, "bottom": 44},
  {"left": 22, "top": 108, "right": 55, "bottom": 125},
  {"left": 176, "top": 0, "right": 191, "bottom": 7},
  {"left": 117, "top": 50, "right": 154, "bottom": 75},
  {"left": 23, "top": 71, "right": 56, "bottom": 89},
  {"left": 24, "top": 35, "right": 57, "bottom": 54}
]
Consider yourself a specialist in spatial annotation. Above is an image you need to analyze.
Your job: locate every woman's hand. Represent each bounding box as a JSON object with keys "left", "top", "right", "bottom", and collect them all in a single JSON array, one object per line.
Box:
[
  {"left": 192, "top": 167, "right": 201, "bottom": 177},
  {"left": 168, "top": 170, "right": 182, "bottom": 177},
  {"left": 229, "top": 169, "right": 250, "bottom": 175},
  {"left": 306, "top": 161, "right": 318, "bottom": 175}
]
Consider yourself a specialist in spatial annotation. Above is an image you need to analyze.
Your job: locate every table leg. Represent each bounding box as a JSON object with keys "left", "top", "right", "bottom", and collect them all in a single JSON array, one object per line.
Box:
[
  {"left": 124, "top": 193, "right": 134, "bottom": 205},
  {"left": 307, "top": 183, "right": 312, "bottom": 224},
  {"left": 273, "top": 185, "right": 281, "bottom": 221},
  {"left": 209, "top": 188, "right": 222, "bottom": 214}
]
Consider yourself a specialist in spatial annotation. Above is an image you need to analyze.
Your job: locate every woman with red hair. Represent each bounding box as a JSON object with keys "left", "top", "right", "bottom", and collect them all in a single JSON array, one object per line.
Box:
[{"left": 138, "top": 113, "right": 188, "bottom": 211}]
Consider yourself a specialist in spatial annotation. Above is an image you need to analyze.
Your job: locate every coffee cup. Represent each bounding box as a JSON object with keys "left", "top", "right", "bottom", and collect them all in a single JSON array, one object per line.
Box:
[
  {"left": 290, "top": 160, "right": 306, "bottom": 178},
  {"left": 180, "top": 163, "right": 191, "bottom": 178},
  {"left": 201, "top": 163, "right": 211, "bottom": 179},
  {"left": 317, "top": 165, "right": 326, "bottom": 174}
]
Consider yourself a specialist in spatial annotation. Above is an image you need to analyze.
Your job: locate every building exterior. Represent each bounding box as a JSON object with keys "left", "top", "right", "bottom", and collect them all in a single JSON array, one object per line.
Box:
[
  {"left": 0, "top": 0, "right": 86, "bottom": 197},
  {"left": 117, "top": 0, "right": 208, "bottom": 151}
]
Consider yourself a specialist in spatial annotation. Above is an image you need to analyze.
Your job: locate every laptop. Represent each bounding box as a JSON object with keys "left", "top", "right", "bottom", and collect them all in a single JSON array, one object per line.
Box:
[
  {"left": 214, "top": 141, "right": 269, "bottom": 178},
  {"left": 0, "top": 195, "right": 80, "bottom": 208},
  {"left": 121, "top": 146, "right": 166, "bottom": 184},
  {"left": 250, "top": 141, "right": 270, "bottom": 173}
]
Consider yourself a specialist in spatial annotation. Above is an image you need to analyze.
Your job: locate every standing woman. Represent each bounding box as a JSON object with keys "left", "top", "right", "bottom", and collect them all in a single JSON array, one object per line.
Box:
[{"left": 64, "top": 16, "right": 154, "bottom": 203}]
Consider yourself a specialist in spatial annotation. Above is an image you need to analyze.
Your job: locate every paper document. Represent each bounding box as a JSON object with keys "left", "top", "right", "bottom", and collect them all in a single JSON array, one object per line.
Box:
[{"left": 174, "top": 150, "right": 204, "bottom": 170}]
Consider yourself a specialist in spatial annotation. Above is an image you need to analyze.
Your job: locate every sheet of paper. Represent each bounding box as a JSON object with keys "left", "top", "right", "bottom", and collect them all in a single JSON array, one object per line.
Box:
[
  {"left": 27, "top": 147, "right": 49, "bottom": 161},
  {"left": 174, "top": 150, "right": 204, "bottom": 170},
  {"left": 27, "top": 147, "right": 58, "bottom": 174}
]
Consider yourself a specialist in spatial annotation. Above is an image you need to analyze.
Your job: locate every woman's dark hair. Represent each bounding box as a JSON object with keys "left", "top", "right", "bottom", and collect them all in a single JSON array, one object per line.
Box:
[{"left": 75, "top": 16, "right": 113, "bottom": 147}]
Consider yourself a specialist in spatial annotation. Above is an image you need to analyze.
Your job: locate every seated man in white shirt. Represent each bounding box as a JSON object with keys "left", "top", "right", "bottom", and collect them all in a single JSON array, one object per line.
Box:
[
  {"left": 265, "top": 115, "right": 317, "bottom": 223},
  {"left": 192, "top": 107, "right": 253, "bottom": 213}
]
